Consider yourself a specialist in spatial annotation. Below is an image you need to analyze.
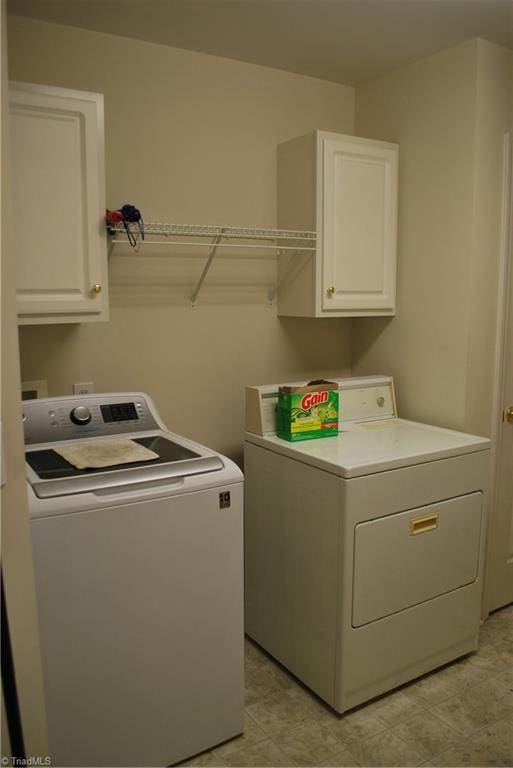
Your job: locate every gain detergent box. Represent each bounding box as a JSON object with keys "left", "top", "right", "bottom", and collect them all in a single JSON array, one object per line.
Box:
[{"left": 277, "top": 380, "right": 339, "bottom": 441}]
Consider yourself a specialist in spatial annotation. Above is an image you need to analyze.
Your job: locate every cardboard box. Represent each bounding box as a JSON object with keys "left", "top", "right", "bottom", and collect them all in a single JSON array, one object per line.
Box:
[{"left": 277, "top": 381, "right": 339, "bottom": 441}]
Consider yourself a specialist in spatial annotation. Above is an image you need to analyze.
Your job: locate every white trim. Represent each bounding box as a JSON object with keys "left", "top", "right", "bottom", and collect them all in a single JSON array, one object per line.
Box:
[
  {"left": 484, "top": 131, "right": 513, "bottom": 616},
  {"left": 9, "top": 79, "right": 104, "bottom": 105}
]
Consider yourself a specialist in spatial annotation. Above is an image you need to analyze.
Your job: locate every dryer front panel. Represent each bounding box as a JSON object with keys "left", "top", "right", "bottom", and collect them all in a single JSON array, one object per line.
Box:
[{"left": 352, "top": 492, "right": 482, "bottom": 627}]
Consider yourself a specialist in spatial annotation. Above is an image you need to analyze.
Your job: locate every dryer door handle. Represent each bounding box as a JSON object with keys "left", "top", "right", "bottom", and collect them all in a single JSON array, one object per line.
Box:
[{"left": 409, "top": 512, "right": 439, "bottom": 535}]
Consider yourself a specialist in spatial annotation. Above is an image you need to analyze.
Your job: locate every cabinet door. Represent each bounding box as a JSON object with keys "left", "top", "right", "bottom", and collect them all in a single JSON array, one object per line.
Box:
[
  {"left": 9, "top": 82, "right": 108, "bottom": 323},
  {"left": 321, "top": 135, "right": 397, "bottom": 314}
]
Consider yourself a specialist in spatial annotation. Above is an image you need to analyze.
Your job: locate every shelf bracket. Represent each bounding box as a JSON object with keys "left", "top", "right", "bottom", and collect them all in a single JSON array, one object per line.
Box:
[
  {"left": 190, "top": 231, "right": 224, "bottom": 307},
  {"left": 107, "top": 236, "right": 116, "bottom": 259},
  {"left": 268, "top": 248, "right": 314, "bottom": 305},
  {"left": 267, "top": 248, "right": 284, "bottom": 304}
]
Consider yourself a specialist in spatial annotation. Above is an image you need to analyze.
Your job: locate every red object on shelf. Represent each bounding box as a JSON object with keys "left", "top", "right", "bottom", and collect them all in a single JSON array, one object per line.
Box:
[{"left": 105, "top": 209, "right": 123, "bottom": 225}]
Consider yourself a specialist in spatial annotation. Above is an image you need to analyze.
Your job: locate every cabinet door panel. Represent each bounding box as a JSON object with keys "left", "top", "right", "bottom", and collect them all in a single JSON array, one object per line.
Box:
[
  {"left": 9, "top": 84, "right": 108, "bottom": 323},
  {"left": 322, "top": 137, "right": 397, "bottom": 313}
]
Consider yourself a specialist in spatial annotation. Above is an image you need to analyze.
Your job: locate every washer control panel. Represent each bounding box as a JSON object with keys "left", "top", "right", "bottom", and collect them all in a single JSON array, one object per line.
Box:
[
  {"left": 23, "top": 393, "right": 160, "bottom": 445},
  {"left": 70, "top": 405, "right": 92, "bottom": 425}
]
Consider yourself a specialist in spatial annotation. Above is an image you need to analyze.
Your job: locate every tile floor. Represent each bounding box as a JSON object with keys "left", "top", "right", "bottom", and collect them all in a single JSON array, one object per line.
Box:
[{"left": 183, "top": 604, "right": 513, "bottom": 767}]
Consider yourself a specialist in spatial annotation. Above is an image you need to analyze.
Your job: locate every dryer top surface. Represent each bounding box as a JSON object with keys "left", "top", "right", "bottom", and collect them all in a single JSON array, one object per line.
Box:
[{"left": 244, "top": 418, "right": 490, "bottom": 478}]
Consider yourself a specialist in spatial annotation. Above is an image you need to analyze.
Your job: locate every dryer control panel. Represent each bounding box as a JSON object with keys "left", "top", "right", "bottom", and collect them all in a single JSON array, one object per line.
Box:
[
  {"left": 338, "top": 379, "right": 397, "bottom": 424},
  {"left": 245, "top": 375, "right": 397, "bottom": 436},
  {"left": 23, "top": 393, "right": 160, "bottom": 445}
]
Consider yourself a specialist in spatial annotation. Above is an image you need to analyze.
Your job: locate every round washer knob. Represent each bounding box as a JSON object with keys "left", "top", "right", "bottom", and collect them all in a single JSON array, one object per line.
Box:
[{"left": 70, "top": 405, "right": 92, "bottom": 425}]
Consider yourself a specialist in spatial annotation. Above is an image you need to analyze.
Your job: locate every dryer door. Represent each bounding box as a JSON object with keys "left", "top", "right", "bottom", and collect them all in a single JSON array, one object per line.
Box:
[{"left": 352, "top": 492, "right": 483, "bottom": 627}]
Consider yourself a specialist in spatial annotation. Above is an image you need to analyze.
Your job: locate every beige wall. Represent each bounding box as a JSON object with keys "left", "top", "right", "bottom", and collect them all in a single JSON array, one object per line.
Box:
[
  {"left": 7, "top": 15, "right": 354, "bottom": 459},
  {"left": 352, "top": 40, "right": 479, "bottom": 430},
  {"left": 353, "top": 39, "right": 513, "bottom": 436},
  {"left": 465, "top": 39, "right": 513, "bottom": 436},
  {"left": 8, "top": 16, "right": 511, "bottom": 450}
]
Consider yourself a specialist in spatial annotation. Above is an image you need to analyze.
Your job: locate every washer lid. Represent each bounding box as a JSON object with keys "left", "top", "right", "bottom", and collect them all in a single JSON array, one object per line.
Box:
[
  {"left": 245, "top": 418, "right": 490, "bottom": 478},
  {"left": 26, "top": 434, "right": 224, "bottom": 498}
]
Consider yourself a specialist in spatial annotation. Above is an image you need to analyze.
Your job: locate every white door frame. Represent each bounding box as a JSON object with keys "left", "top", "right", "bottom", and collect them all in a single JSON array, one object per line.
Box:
[
  {"left": 1, "top": 0, "right": 49, "bottom": 757},
  {"left": 484, "top": 131, "right": 513, "bottom": 616}
]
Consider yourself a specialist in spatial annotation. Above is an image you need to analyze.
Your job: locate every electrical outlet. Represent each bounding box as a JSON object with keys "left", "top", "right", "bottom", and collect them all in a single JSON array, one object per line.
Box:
[
  {"left": 73, "top": 382, "right": 94, "bottom": 395},
  {"left": 21, "top": 379, "right": 48, "bottom": 400}
]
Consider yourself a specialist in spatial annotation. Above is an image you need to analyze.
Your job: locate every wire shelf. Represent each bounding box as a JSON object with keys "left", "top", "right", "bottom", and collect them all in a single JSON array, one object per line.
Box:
[
  {"left": 108, "top": 221, "right": 316, "bottom": 305},
  {"left": 110, "top": 222, "right": 316, "bottom": 242}
]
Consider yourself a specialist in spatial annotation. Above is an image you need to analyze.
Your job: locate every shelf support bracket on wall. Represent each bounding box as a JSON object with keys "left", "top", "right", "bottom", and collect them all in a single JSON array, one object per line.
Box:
[
  {"left": 268, "top": 248, "right": 314, "bottom": 305},
  {"left": 190, "top": 231, "right": 224, "bottom": 307},
  {"left": 267, "top": 249, "right": 284, "bottom": 305}
]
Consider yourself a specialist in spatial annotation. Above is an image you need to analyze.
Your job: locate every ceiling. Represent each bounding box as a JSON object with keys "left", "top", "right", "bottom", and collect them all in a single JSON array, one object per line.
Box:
[{"left": 7, "top": 0, "right": 513, "bottom": 85}]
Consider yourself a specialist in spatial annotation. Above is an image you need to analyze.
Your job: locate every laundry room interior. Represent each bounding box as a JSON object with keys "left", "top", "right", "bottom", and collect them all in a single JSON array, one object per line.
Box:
[{"left": 2, "top": 2, "right": 513, "bottom": 768}]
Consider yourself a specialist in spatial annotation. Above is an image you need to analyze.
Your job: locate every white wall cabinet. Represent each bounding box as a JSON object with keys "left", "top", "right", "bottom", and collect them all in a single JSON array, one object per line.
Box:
[
  {"left": 277, "top": 130, "right": 398, "bottom": 317},
  {"left": 9, "top": 82, "right": 108, "bottom": 324}
]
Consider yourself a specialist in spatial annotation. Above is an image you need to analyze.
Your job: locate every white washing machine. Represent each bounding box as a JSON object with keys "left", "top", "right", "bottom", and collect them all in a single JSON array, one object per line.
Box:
[
  {"left": 244, "top": 376, "right": 490, "bottom": 713},
  {"left": 24, "top": 392, "right": 244, "bottom": 767}
]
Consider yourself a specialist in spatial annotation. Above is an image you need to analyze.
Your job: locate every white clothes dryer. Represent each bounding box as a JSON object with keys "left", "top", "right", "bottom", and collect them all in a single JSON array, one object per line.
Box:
[
  {"left": 25, "top": 392, "right": 243, "bottom": 767},
  {"left": 244, "top": 376, "right": 490, "bottom": 713}
]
